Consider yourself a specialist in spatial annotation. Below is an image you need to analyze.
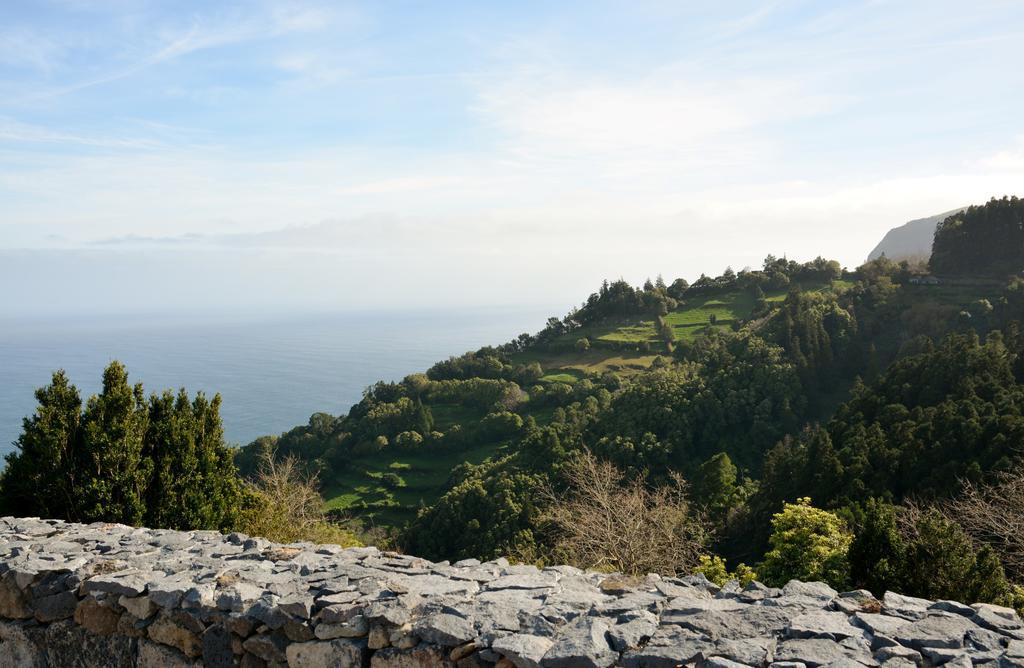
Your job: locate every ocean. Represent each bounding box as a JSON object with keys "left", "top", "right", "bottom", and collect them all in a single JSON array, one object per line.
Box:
[{"left": 0, "top": 306, "right": 556, "bottom": 459}]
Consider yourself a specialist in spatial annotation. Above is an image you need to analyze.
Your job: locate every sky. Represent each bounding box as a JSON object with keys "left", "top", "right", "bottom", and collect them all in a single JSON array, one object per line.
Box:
[{"left": 2, "top": 0, "right": 1024, "bottom": 315}]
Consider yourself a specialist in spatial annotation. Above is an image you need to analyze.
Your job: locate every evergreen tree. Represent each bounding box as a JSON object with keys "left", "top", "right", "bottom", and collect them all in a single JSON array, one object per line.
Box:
[
  {"left": 1, "top": 362, "right": 244, "bottom": 532},
  {"left": 144, "top": 390, "right": 242, "bottom": 531},
  {"left": 694, "top": 452, "right": 739, "bottom": 520},
  {"left": 0, "top": 370, "right": 82, "bottom": 520},
  {"left": 77, "top": 362, "right": 151, "bottom": 525}
]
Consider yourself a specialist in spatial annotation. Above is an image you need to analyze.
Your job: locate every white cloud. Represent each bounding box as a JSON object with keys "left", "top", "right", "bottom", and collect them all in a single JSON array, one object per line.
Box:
[{"left": 471, "top": 64, "right": 847, "bottom": 188}]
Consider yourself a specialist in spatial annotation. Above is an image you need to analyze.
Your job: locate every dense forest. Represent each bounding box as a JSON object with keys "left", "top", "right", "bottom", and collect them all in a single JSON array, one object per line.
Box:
[{"left": 6, "top": 196, "right": 1024, "bottom": 611}]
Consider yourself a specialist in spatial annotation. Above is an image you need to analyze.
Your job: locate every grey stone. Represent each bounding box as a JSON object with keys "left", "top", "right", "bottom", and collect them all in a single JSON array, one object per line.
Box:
[
  {"left": 278, "top": 593, "right": 315, "bottom": 619},
  {"left": 607, "top": 610, "right": 658, "bottom": 651},
  {"left": 881, "top": 593, "right": 932, "bottom": 620},
  {"left": 929, "top": 600, "right": 974, "bottom": 617},
  {"left": 242, "top": 631, "right": 288, "bottom": 663},
  {"left": 874, "top": 644, "right": 921, "bottom": 663},
  {"left": 248, "top": 596, "right": 290, "bottom": 630},
  {"left": 972, "top": 604, "right": 1024, "bottom": 636},
  {"left": 491, "top": 632, "right": 553, "bottom": 668},
  {"left": 700, "top": 658, "right": 750, "bottom": 668},
  {"left": 712, "top": 637, "right": 775, "bottom": 666},
  {"left": 621, "top": 625, "right": 713, "bottom": 668},
  {"left": 32, "top": 590, "right": 78, "bottom": 622},
  {"left": 852, "top": 613, "right": 909, "bottom": 639},
  {"left": 286, "top": 638, "right": 369, "bottom": 667},
  {"left": 82, "top": 569, "right": 150, "bottom": 598},
  {"left": 774, "top": 638, "right": 877, "bottom": 667},
  {"left": 120, "top": 594, "right": 158, "bottom": 620},
  {"left": 486, "top": 573, "right": 558, "bottom": 591},
  {"left": 783, "top": 581, "right": 839, "bottom": 600},
  {"left": 0, "top": 518, "right": 1009, "bottom": 668},
  {"left": 316, "top": 614, "right": 369, "bottom": 639},
  {"left": 893, "top": 613, "right": 978, "bottom": 651},
  {"left": 414, "top": 611, "right": 476, "bottom": 646},
  {"left": 201, "top": 624, "right": 235, "bottom": 668},
  {"left": 542, "top": 616, "right": 617, "bottom": 668},
  {"left": 215, "top": 582, "right": 264, "bottom": 612},
  {"left": 788, "top": 611, "right": 865, "bottom": 641}
]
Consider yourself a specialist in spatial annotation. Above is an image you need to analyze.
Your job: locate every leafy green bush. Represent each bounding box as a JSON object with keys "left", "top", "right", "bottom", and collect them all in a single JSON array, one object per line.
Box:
[{"left": 759, "top": 498, "right": 852, "bottom": 588}]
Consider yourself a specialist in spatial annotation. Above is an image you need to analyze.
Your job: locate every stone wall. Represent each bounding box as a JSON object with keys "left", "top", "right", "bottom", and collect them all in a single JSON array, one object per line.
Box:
[{"left": 0, "top": 517, "right": 1022, "bottom": 667}]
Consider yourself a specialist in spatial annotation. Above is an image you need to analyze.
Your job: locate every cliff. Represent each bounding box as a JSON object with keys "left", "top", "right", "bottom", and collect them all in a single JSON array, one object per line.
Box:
[
  {"left": 0, "top": 517, "right": 1021, "bottom": 667},
  {"left": 866, "top": 209, "right": 964, "bottom": 263}
]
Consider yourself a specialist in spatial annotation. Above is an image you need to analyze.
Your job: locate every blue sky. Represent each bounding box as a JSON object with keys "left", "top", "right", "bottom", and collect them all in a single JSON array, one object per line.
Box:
[{"left": 2, "top": 1, "right": 1024, "bottom": 313}]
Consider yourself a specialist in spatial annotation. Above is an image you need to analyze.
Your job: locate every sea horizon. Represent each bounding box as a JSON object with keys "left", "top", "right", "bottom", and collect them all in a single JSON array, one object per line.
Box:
[{"left": 0, "top": 304, "right": 559, "bottom": 459}]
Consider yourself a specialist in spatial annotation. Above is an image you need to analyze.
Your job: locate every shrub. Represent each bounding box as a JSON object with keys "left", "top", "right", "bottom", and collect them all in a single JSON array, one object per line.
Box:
[
  {"left": 540, "top": 450, "right": 708, "bottom": 575},
  {"left": 759, "top": 497, "right": 851, "bottom": 588},
  {"left": 696, "top": 554, "right": 757, "bottom": 587},
  {"left": 238, "top": 451, "right": 360, "bottom": 546}
]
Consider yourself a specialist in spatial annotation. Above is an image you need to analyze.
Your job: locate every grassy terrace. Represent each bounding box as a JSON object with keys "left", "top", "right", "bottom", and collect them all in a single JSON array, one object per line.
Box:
[
  {"left": 510, "top": 280, "right": 851, "bottom": 383},
  {"left": 322, "top": 437, "right": 507, "bottom": 526}
]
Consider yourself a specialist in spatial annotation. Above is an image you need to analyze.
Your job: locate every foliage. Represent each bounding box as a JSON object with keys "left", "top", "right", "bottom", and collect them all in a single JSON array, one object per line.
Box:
[
  {"left": 757, "top": 332, "right": 1024, "bottom": 513},
  {"left": 759, "top": 498, "right": 852, "bottom": 589},
  {"left": 0, "top": 362, "right": 242, "bottom": 531},
  {"left": 695, "top": 554, "right": 757, "bottom": 587},
  {"left": 238, "top": 450, "right": 361, "bottom": 546},
  {"left": 849, "top": 500, "right": 1017, "bottom": 608},
  {"left": 931, "top": 196, "right": 1024, "bottom": 276},
  {"left": 539, "top": 451, "right": 708, "bottom": 575}
]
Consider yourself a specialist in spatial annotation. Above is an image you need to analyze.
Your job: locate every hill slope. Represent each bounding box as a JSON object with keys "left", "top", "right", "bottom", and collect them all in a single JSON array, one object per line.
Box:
[{"left": 866, "top": 208, "right": 964, "bottom": 262}]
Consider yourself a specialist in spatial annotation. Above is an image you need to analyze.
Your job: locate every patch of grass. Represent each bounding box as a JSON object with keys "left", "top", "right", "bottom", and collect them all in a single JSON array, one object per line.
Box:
[
  {"left": 540, "top": 372, "right": 580, "bottom": 384},
  {"left": 430, "top": 403, "right": 485, "bottom": 431},
  {"left": 513, "top": 348, "right": 659, "bottom": 378},
  {"left": 322, "top": 439, "right": 508, "bottom": 526}
]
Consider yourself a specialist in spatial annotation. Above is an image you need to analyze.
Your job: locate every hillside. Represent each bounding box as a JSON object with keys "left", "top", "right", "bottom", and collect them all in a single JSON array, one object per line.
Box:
[
  {"left": 239, "top": 247, "right": 1015, "bottom": 540},
  {"left": 866, "top": 207, "right": 964, "bottom": 262}
]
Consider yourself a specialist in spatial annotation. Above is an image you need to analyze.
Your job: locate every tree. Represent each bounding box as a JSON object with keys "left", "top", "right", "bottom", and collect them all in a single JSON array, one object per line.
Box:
[
  {"left": 898, "top": 505, "right": 1014, "bottom": 606},
  {"left": 849, "top": 500, "right": 1018, "bottom": 607},
  {"left": 931, "top": 196, "right": 1024, "bottom": 275},
  {"left": 77, "top": 362, "right": 151, "bottom": 525},
  {"left": 0, "top": 370, "right": 82, "bottom": 520},
  {"left": 946, "top": 472, "right": 1024, "bottom": 581},
  {"left": 848, "top": 499, "right": 905, "bottom": 596},
  {"left": 541, "top": 450, "right": 708, "bottom": 575},
  {"left": 694, "top": 452, "right": 739, "bottom": 521},
  {"left": 575, "top": 337, "right": 591, "bottom": 352},
  {"left": 759, "top": 498, "right": 852, "bottom": 588},
  {"left": 144, "top": 390, "right": 243, "bottom": 531},
  {"left": 1, "top": 362, "right": 244, "bottom": 532}
]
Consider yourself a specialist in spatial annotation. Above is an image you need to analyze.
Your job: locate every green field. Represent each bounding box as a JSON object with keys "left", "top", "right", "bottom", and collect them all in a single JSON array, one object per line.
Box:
[
  {"left": 322, "top": 438, "right": 507, "bottom": 526},
  {"left": 508, "top": 280, "right": 847, "bottom": 383},
  {"left": 572, "top": 280, "right": 839, "bottom": 346}
]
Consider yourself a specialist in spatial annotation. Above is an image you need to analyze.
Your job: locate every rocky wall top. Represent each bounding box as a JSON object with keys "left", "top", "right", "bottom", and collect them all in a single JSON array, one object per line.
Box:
[{"left": 0, "top": 517, "right": 1022, "bottom": 667}]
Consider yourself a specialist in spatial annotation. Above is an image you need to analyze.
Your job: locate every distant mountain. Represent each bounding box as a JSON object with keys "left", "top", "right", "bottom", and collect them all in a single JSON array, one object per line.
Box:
[{"left": 867, "top": 208, "right": 965, "bottom": 263}]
